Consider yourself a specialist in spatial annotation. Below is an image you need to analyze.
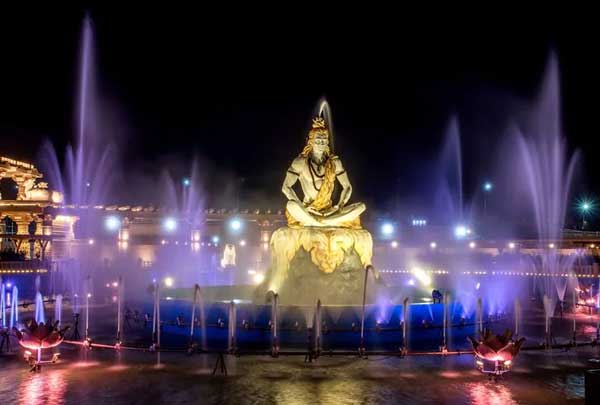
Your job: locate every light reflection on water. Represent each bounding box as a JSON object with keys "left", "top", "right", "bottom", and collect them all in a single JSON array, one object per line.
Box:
[
  {"left": 19, "top": 369, "right": 67, "bottom": 405},
  {"left": 467, "top": 382, "right": 517, "bottom": 405}
]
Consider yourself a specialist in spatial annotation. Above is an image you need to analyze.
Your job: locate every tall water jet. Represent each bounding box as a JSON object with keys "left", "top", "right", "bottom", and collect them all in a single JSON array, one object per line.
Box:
[
  {"left": 54, "top": 294, "right": 62, "bottom": 326},
  {"left": 228, "top": 301, "right": 237, "bottom": 354},
  {"left": 188, "top": 284, "right": 206, "bottom": 350},
  {"left": 401, "top": 297, "right": 409, "bottom": 354},
  {"left": 514, "top": 298, "right": 521, "bottom": 338},
  {"left": 477, "top": 297, "right": 483, "bottom": 337},
  {"left": 441, "top": 293, "right": 449, "bottom": 353},
  {"left": 266, "top": 291, "right": 279, "bottom": 356},
  {"left": 516, "top": 55, "right": 579, "bottom": 302},
  {"left": 313, "top": 299, "right": 322, "bottom": 354},
  {"left": 34, "top": 292, "right": 45, "bottom": 324},
  {"left": 434, "top": 117, "right": 464, "bottom": 225},
  {"left": 543, "top": 294, "right": 552, "bottom": 348},
  {"left": 116, "top": 277, "right": 123, "bottom": 344},
  {"left": 9, "top": 286, "right": 18, "bottom": 329},
  {"left": 1, "top": 283, "right": 5, "bottom": 329}
]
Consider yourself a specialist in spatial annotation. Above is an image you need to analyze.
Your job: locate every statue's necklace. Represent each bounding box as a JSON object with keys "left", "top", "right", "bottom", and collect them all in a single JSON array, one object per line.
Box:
[{"left": 308, "top": 157, "right": 325, "bottom": 191}]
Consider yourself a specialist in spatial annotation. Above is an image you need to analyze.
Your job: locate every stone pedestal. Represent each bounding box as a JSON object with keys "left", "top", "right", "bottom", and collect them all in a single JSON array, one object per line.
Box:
[{"left": 259, "top": 226, "right": 373, "bottom": 305}]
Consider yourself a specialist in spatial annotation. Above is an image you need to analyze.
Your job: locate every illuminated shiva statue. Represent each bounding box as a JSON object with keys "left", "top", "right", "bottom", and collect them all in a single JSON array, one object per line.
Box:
[{"left": 282, "top": 117, "right": 366, "bottom": 228}]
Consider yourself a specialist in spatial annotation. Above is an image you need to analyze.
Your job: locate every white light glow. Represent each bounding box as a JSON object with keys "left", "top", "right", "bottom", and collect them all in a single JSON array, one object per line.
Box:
[
  {"left": 164, "top": 277, "right": 174, "bottom": 288},
  {"left": 454, "top": 225, "right": 468, "bottom": 239},
  {"left": 104, "top": 215, "right": 121, "bottom": 232},
  {"left": 229, "top": 218, "right": 242, "bottom": 231},
  {"left": 430, "top": 242, "right": 437, "bottom": 249},
  {"left": 508, "top": 242, "right": 516, "bottom": 249},
  {"left": 163, "top": 217, "right": 177, "bottom": 233},
  {"left": 390, "top": 241, "right": 398, "bottom": 248},
  {"left": 88, "top": 239, "right": 94, "bottom": 245},
  {"left": 469, "top": 241, "right": 476, "bottom": 249},
  {"left": 239, "top": 240, "right": 246, "bottom": 247},
  {"left": 381, "top": 222, "right": 394, "bottom": 236},
  {"left": 411, "top": 267, "right": 431, "bottom": 287},
  {"left": 253, "top": 273, "right": 265, "bottom": 284}
]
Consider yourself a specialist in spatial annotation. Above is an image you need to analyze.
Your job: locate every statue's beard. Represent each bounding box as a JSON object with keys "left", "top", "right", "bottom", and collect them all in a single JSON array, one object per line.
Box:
[
  {"left": 310, "top": 146, "right": 329, "bottom": 164},
  {"left": 310, "top": 151, "right": 328, "bottom": 164}
]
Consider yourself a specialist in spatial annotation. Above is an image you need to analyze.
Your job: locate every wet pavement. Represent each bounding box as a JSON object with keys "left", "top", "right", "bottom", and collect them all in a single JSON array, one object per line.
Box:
[{"left": 0, "top": 343, "right": 595, "bottom": 404}]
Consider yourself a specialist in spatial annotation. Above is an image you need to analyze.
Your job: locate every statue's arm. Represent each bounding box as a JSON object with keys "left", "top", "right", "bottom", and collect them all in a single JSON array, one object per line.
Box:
[
  {"left": 281, "top": 158, "right": 303, "bottom": 204},
  {"left": 334, "top": 158, "right": 352, "bottom": 208}
]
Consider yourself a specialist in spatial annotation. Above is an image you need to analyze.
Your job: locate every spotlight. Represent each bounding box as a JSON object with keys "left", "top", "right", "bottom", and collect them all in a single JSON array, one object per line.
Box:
[
  {"left": 104, "top": 215, "right": 121, "bottom": 232},
  {"left": 88, "top": 239, "right": 94, "bottom": 245},
  {"left": 212, "top": 235, "right": 220, "bottom": 244},
  {"left": 548, "top": 243, "right": 555, "bottom": 249},
  {"left": 454, "top": 225, "right": 469, "bottom": 239},
  {"left": 381, "top": 222, "right": 394, "bottom": 236},
  {"left": 508, "top": 242, "right": 516, "bottom": 249},
  {"left": 164, "top": 277, "right": 174, "bottom": 288},
  {"left": 390, "top": 241, "right": 398, "bottom": 248},
  {"left": 163, "top": 217, "right": 177, "bottom": 233},
  {"left": 253, "top": 273, "right": 265, "bottom": 284},
  {"left": 430, "top": 241, "right": 437, "bottom": 249},
  {"left": 182, "top": 178, "right": 191, "bottom": 187},
  {"left": 229, "top": 218, "right": 242, "bottom": 232},
  {"left": 112, "top": 281, "right": 118, "bottom": 288},
  {"left": 483, "top": 181, "right": 493, "bottom": 192},
  {"left": 469, "top": 241, "right": 476, "bottom": 249},
  {"left": 239, "top": 240, "right": 246, "bottom": 247}
]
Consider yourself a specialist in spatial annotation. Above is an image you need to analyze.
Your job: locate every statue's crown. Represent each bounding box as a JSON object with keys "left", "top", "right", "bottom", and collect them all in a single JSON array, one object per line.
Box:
[
  {"left": 312, "top": 117, "right": 326, "bottom": 129},
  {"left": 310, "top": 117, "right": 328, "bottom": 135}
]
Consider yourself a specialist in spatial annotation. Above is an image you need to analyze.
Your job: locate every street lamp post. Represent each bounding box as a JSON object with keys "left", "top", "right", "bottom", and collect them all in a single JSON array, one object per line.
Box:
[{"left": 577, "top": 199, "right": 595, "bottom": 230}]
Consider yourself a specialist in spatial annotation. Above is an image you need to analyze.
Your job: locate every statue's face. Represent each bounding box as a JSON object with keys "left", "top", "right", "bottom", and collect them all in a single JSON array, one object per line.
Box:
[{"left": 312, "top": 133, "right": 329, "bottom": 155}]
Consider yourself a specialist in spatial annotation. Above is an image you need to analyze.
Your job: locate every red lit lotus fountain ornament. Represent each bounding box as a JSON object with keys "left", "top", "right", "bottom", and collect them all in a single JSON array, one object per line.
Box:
[
  {"left": 468, "top": 329, "right": 525, "bottom": 379},
  {"left": 14, "top": 319, "right": 69, "bottom": 372}
]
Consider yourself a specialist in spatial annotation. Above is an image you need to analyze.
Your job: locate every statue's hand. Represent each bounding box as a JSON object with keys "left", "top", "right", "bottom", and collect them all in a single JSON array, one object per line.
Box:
[
  {"left": 323, "top": 205, "right": 340, "bottom": 216},
  {"left": 307, "top": 206, "right": 323, "bottom": 216}
]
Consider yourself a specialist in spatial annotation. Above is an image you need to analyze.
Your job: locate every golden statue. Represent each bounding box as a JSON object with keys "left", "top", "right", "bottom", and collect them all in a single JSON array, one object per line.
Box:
[
  {"left": 261, "top": 104, "right": 374, "bottom": 303},
  {"left": 282, "top": 117, "right": 365, "bottom": 228}
]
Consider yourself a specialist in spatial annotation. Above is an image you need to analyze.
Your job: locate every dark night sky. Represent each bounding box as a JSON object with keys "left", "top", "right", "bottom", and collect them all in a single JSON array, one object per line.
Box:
[{"left": 1, "top": 6, "right": 598, "bottom": 223}]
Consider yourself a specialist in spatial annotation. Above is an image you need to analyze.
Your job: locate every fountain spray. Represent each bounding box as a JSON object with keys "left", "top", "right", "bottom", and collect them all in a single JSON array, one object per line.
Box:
[
  {"left": 543, "top": 294, "right": 552, "bottom": 349},
  {"left": 266, "top": 291, "right": 279, "bottom": 357},
  {"left": 359, "top": 265, "right": 374, "bottom": 357},
  {"left": 35, "top": 292, "right": 45, "bottom": 324},
  {"left": 1, "top": 283, "right": 5, "bottom": 329},
  {"left": 55, "top": 294, "right": 62, "bottom": 326},
  {"left": 401, "top": 297, "right": 409, "bottom": 355},
  {"left": 228, "top": 300, "right": 237, "bottom": 354},
  {"left": 572, "top": 287, "right": 577, "bottom": 346},
  {"left": 188, "top": 284, "right": 200, "bottom": 350},
  {"left": 10, "top": 286, "right": 19, "bottom": 329},
  {"left": 477, "top": 297, "right": 483, "bottom": 337},
  {"left": 116, "top": 276, "right": 123, "bottom": 345},
  {"left": 514, "top": 298, "right": 521, "bottom": 338},
  {"left": 441, "top": 293, "right": 448, "bottom": 353},
  {"left": 314, "top": 299, "right": 322, "bottom": 355}
]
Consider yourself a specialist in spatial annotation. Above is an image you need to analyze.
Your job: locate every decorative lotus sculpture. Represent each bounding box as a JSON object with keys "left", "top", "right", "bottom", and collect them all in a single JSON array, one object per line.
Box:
[
  {"left": 14, "top": 319, "right": 69, "bottom": 351},
  {"left": 468, "top": 329, "right": 525, "bottom": 377}
]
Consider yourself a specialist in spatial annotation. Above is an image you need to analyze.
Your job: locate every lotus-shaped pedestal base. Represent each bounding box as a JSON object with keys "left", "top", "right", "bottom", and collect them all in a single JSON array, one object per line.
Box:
[{"left": 468, "top": 329, "right": 525, "bottom": 377}]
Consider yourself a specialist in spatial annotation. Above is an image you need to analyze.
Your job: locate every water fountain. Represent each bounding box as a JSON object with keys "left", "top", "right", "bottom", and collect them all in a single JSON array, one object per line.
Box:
[
  {"left": 54, "top": 294, "right": 63, "bottom": 326},
  {"left": 227, "top": 300, "right": 237, "bottom": 354},
  {"left": 9, "top": 285, "right": 18, "bottom": 330},
  {"left": 516, "top": 55, "right": 580, "bottom": 329},
  {"left": 34, "top": 292, "right": 45, "bottom": 324},
  {"left": 1, "top": 282, "right": 5, "bottom": 329}
]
